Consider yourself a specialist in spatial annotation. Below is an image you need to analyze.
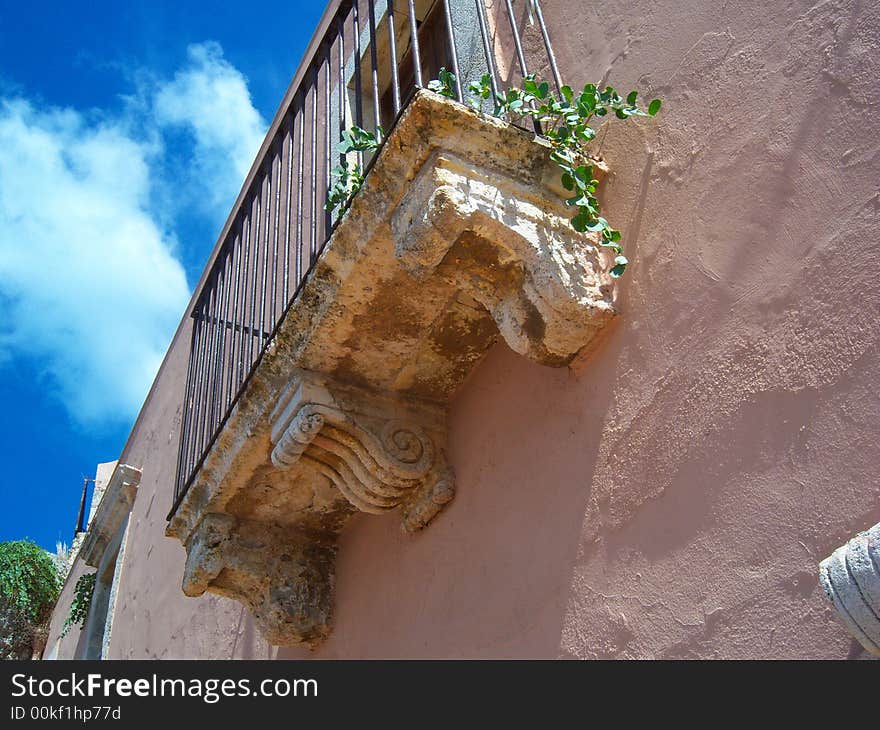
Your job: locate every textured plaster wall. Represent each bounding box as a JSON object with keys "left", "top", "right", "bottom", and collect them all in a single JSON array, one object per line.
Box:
[
  {"left": 72, "top": 0, "right": 880, "bottom": 659},
  {"left": 101, "top": 318, "right": 274, "bottom": 660},
  {"left": 44, "top": 556, "right": 93, "bottom": 659}
]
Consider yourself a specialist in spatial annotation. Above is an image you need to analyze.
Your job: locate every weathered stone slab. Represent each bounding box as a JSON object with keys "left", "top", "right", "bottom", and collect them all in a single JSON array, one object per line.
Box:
[{"left": 81, "top": 464, "right": 141, "bottom": 569}]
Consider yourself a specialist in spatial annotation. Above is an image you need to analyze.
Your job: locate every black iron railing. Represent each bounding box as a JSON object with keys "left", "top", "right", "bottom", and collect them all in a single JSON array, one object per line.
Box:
[{"left": 171, "top": 0, "right": 563, "bottom": 515}]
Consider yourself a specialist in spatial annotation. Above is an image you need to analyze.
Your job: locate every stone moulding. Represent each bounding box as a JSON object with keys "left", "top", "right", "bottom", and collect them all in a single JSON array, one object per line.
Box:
[
  {"left": 166, "top": 90, "right": 619, "bottom": 647},
  {"left": 80, "top": 464, "right": 142, "bottom": 569},
  {"left": 819, "top": 523, "right": 880, "bottom": 656}
]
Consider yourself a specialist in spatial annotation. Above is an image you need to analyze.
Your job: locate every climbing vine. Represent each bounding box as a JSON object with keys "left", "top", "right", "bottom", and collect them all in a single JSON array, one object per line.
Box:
[
  {"left": 326, "top": 69, "right": 660, "bottom": 278},
  {"left": 60, "top": 571, "right": 96, "bottom": 638}
]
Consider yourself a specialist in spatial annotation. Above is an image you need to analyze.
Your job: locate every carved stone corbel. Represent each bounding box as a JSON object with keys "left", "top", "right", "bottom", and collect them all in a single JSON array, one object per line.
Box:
[
  {"left": 392, "top": 151, "right": 614, "bottom": 366},
  {"left": 268, "top": 373, "right": 454, "bottom": 531},
  {"left": 167, "top": 90, "right": 618, "bottom": 646},
  {"left": 182, "top": 514, "right": 336, "bottom": 647},
  {"left": 175, "top": 371, "right": 455, "bottom": 645}
]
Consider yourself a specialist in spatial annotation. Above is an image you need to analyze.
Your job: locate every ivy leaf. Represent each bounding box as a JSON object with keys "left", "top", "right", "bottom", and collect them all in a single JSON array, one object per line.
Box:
[
  {"left": 428, "top": 67, "right": 457, "bottom": 99},
  {"left": 575, "top": 164, "right": 592, "bottom": 181},
  {"left": 578, "top": 95, "right": 596, "bottom": 114},
  {"left": 571, "top": 210, "right": 590, "bottom": 232},
  {"left": 648, "top": 99, "right": 662, "bottom": 116},
  {"left": 578, "top": 126, "right": 597, "bottom": 142},
  {"left": 627, "top": 90, "right": 638, "bottom": 105},
  {"left": 610, "top": 256, "right": 628, "bottom": 277},
  {"left": 598, "top": 238, "right": 622, "bottom": 253},
  {"left": 549, "top": 149, "right": 574, "bottom": 165}
]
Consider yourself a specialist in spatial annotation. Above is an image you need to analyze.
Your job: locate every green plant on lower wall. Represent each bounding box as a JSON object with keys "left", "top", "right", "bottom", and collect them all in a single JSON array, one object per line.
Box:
[
  {"left": 0, "top": 539, "right": 63, "bottom": 659},
  {"left": 0, "top": 540, "right": 61, "bottom": 625},
  {"left": 325, "top": 125, "right": 383, "bottom": 214},
  {"left": 60, "top": 571, "right": 96, "bottom": 638}
]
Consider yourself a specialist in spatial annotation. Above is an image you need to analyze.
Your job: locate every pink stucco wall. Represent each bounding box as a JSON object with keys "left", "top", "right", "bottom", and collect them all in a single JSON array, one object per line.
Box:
[
  {"left": 47, "top": 0, "right": 880, "bottom": 659},
  {"left": 44, "top": 554, "right": 92, "bottom": 659}
]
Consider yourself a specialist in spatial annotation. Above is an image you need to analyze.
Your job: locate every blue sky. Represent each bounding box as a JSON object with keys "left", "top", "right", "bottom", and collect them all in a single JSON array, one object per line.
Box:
[{"left": 0, "top": 1, "right": 325, "bottom": 551}]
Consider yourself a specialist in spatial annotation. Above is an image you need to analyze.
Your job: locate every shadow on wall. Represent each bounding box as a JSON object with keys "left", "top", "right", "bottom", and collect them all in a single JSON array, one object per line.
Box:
[
  {"left": 270, "top": 332, "right": 624, "bottom": 659},
  {"left": 229, "top": 605, "right": 277, "bottom": 660}
]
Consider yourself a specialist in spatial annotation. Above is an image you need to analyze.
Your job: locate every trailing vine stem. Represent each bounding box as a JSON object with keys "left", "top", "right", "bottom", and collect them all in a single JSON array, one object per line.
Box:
[
  {"left": 60, "top": 571, "right": 96, "bottom": 638},
  {"left": 327, "top": 70, "right": 661, "bottom": 278},
  {"left": 325, "top": 126, "right": 383, "bottom": 214}
]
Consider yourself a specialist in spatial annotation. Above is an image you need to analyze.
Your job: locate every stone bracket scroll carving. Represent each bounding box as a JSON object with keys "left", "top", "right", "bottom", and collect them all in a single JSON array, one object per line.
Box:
[
  {"left": 174, "top": 372, "right": 455, "bottom": 646},
  {"left": 268, "top": 373, "right": 454, "bottom": 531},
  {"left": 391, "top": 152, "right": 616, "bottom": 366}
]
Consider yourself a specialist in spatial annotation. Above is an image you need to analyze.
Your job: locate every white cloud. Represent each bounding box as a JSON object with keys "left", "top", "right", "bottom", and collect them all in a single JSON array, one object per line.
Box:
[
  {"left": 0, "top": 99, "right": 188, "bottom": 423},
  {"left": 0, "top": 42, "right": 266, "bottom": 425},
  {"left": 154, "top": 42, "right": 267, "bottom": 215}
]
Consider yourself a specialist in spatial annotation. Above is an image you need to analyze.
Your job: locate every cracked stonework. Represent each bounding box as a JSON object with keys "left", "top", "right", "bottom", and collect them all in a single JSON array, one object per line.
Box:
[{"left": 166, "top": 91, "right": 618, "bottom": 647}]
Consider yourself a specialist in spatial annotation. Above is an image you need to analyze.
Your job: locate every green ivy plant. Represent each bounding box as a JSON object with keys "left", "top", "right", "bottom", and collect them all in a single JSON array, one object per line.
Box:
[
  {"left": 427, "top": 67, "right": 458, "bottom": 99},
  {"left": 325, "top": 126, "right": 383, "bottom": 214},
  {"left": 60, "top": 571, "right": 96, "bottom": 638},
  {"left": 325, "top": 69, "right": 660, "bottom": 277},
  {"left": 466, "top": 70, "right": 660, "bottom": 277}
]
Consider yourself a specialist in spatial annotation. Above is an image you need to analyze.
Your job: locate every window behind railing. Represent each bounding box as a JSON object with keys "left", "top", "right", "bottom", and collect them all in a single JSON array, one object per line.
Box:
[{"left": 171, "top": 0, "right": 564, "bottom": 517}]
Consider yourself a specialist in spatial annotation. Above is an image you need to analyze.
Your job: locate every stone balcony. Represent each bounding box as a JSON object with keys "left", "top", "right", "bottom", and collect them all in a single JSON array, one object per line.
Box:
[{"left": 166, "top": 90, "right": 617, "bottom": 646}]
